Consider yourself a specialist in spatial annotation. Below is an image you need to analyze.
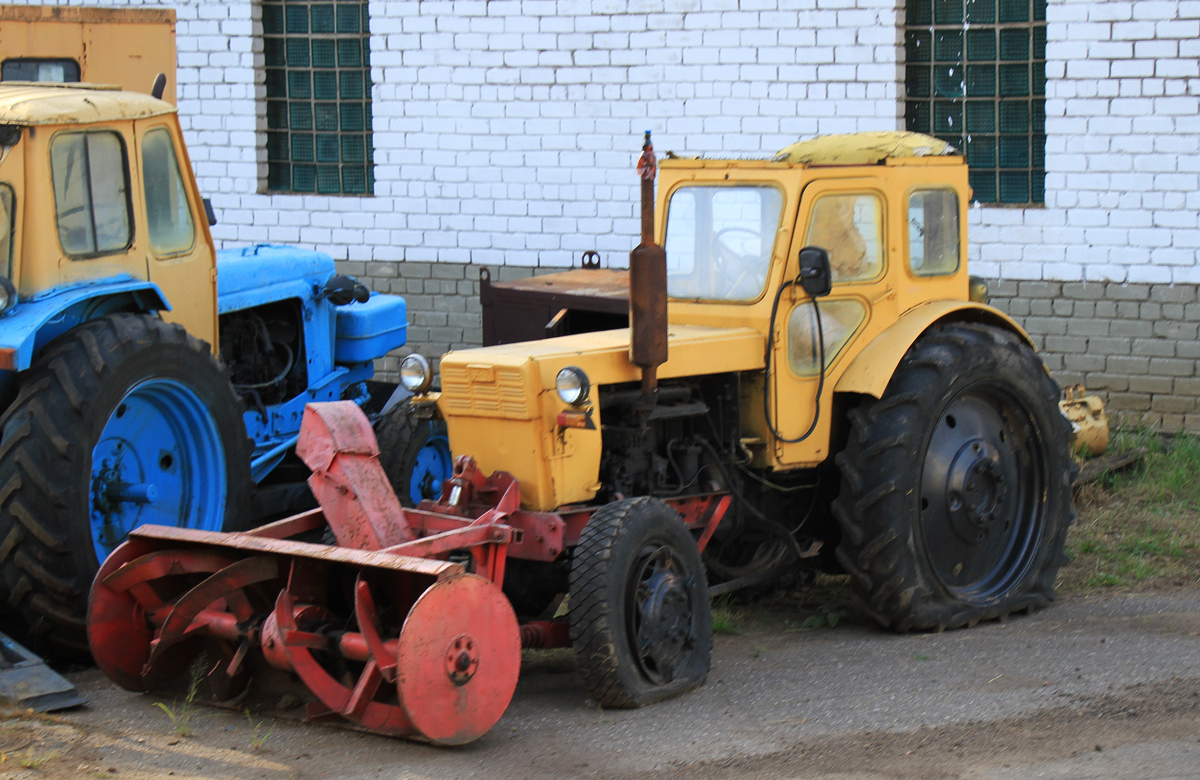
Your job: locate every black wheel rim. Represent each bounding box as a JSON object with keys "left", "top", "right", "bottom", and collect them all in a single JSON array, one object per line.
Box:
[
  {"left": 919, "top": 383, "right": 1046, "bottom": 604},
  {"left": 625, "top": 543, "right": 697, "bottom": 685}
]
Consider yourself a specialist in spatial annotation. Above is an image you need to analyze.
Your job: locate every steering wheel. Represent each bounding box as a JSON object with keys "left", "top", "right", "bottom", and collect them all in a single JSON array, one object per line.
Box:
[{"left": 712, "top": 227, "right": 768, "bottom": 299}]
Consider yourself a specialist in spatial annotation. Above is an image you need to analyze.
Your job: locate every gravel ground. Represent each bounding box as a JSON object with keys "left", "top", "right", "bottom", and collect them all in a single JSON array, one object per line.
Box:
[{"left": 1, "top": 587, "right": 1198, "bottom": 780}]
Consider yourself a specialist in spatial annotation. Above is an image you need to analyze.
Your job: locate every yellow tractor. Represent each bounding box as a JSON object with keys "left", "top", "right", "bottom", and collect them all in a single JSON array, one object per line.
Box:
[
  {"left": 388, "top": 129, "right": 1075, "bottom": 690},
  {"left": 85, "top": 132, "right": 1074, "bottom": 742}
]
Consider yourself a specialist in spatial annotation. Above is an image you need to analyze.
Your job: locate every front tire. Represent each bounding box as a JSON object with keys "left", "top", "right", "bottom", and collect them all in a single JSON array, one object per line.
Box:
[
  {"left": 568, "top": 497, "right": 711, "bottom": 708},
  {"left": 375, "top": 399, "right": 452, "bottom": 507},
  {"left": 0, "top": 314, "right": 250, "bottom": 660},
  {"left": 832, "top": 322, "right": 1075, "bottom": 632}
]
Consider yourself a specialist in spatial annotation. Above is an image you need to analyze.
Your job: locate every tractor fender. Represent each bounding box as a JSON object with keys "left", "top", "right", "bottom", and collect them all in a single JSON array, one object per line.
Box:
[
  {"left": 0, "top": 278, "right": 170, "bottom": 372},
  {"left": 835, "top": 300, "right": 1037, "bottom": 399}
]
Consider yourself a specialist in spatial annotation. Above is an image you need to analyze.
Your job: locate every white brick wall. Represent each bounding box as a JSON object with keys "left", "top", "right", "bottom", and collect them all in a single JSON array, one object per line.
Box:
[
  {"left": 970, "top": 0, "right": 1200, "bottom": 284},
  {"left": 10, "top": 0, "right": 1200, "bottom": 284}
]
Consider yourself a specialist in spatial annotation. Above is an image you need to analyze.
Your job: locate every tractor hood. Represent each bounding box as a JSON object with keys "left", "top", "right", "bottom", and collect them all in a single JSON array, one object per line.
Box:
[
  {"left": 440, "top": 324, "right": 764, "bottom": 413},
  {"left": 436, "top": 324, "right": 764, "bottom": 510},
  {"left": 216, "top": 244, "right": 335, "bottom": 314}
]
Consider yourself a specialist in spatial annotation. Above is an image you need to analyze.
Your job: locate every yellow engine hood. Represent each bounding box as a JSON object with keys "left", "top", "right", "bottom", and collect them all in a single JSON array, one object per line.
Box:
[{"left": 440, "top": 324, "right": 764, "bottom": 419}]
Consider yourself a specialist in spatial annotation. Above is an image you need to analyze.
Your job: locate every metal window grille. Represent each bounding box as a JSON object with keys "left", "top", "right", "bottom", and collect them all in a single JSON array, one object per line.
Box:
[
  {"left": 263, "top": 0, "right": 373, "bottom": 195},
  {"left": 904, "top": 0, "right": 1046, "bottom": 205}
]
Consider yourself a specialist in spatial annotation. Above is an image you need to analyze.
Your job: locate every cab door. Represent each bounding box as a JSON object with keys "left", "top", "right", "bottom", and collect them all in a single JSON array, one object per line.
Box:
[
  {"left": 133, "top": 117, "right": 218, "bottom": 349},
  {"left": 771, "top": 178, "right": 898, "bottom": 466}
]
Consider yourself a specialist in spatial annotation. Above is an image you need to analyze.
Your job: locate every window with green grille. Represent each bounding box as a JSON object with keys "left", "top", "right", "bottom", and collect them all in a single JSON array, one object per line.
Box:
[
  {"left": 905, "top": 0, "right": 1046, "bottom": 205},
  {"left": 263, "top": 0, "right": 373, "bottom": 195}
]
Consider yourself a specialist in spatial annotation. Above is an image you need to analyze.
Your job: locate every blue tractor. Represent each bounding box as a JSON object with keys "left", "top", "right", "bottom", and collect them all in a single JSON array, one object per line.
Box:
[{"left": 0, "top": 84, "right": 449, "bottom": 660}]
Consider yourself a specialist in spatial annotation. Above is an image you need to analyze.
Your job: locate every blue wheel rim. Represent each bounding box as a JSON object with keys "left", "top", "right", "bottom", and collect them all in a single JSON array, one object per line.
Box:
[
  {"left": 409, "top": 433, "right": 452, "bottom": 505},
  {"left": 90, "top": 378, "right": 227, "bottom": 563}
]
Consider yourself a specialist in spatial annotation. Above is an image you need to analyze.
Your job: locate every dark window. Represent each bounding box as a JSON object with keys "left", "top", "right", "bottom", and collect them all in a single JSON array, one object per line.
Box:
[
  {"left": 905, "top": 0, "right": 1046, "bottom": 205},
  {"left": 1, "top": 58, "right": 81, "bottom": 83},
  {"left": 50, "top": 131, "right": 133, "bottom": 257},
  {"left": 263, "top": 0, "right": 374, "bottom": 195}
]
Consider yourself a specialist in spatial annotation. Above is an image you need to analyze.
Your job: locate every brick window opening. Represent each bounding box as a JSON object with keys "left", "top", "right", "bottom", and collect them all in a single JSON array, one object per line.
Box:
[
  {"left": 263, "top": 0, "right": 373, "bottom": 195},
  {"left": 904, "top": 0, "right": 1046, "bottom": 205}
]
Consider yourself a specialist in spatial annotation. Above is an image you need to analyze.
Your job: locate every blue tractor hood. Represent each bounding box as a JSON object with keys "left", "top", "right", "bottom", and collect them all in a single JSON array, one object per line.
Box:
[{"left": 216, "top": 244, "right": 336, "bottom": 313}]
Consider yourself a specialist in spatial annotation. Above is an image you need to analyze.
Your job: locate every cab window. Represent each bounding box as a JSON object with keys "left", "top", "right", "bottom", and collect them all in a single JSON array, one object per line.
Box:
[
  {"left": 804, "top": 193, "right": 884, "bottom": 282},
  {"left": 50, "top": 131, "right": 132, "bottom": 257},
  {"left": 142, "top": 128, "right": 196, "bottom": 256},
  {"left": 0, "top": 183, "right": 14, "bottom": 278},
  {"left": 788, "top": 299, "right": 867, "bottom": 375},
  {"left": 664, "top": 185, "right": 784, "bottom": 302},
  {"left": 908, "top": 189, "right": 960, "bottom": 276},
  {"left": 1, "top": 59, "right": 81, "bottom": 83}
]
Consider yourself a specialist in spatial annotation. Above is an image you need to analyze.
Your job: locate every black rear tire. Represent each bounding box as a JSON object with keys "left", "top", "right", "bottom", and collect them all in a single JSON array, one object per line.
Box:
[
  {"left": 568, "top": 497, "right": 711, "bottom": 708},
  {"left": 0, "top": 314, "right": 250, "bottom": 661},
  {"left": 374, "top": 399, "right": 452, "bottom": 507},
  {"left": 832, "top": 322, "right": 1075, "bottom": 632}
]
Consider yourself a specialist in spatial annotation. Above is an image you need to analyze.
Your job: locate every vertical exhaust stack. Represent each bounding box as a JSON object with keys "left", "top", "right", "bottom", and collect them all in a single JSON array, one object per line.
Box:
[{"left": 629, "top": 131, "right": 668, "bottom": 394}]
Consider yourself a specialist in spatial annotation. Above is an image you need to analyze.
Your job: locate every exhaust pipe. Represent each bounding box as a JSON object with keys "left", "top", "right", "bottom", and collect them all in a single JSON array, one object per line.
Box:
[{"left": 629, "top": 131, "right": 668, "bottom": 394}]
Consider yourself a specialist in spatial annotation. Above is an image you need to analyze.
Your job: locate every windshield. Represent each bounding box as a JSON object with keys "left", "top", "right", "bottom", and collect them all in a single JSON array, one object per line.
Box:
[{"left": 664, "top": 185, "right": 784, "bottom": 302}]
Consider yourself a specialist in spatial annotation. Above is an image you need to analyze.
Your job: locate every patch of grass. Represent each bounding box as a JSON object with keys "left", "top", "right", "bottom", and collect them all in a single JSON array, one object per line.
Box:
[
  {"left": 155, "top": 660, "right": 207, "bottom": 737},
  {"left": 245, "top": 710, "right": 275, "bottom": 751},
  {"left": 710, "top": 597, "right": 742, "bottom": 635},
  {"left": 1064, "top": 429, "right": 1200, "bottom": 592},
  {"left": 9, "top": 747, "right": 59, "bottom": 769},
  {"left": 912, "top": 652, "right": 932, "bottom": 662}
]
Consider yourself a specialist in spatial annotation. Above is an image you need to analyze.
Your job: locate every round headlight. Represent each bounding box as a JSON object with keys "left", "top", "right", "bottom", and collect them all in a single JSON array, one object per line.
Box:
[
  {"left": 399, "top": 354, "right": 433, "bottom": 394},
  {"left": 555, "top": 366, "right": 590, "bottom": 406},
  {"left": 0, "top": 278, "right": 15, "bottom": 315}
]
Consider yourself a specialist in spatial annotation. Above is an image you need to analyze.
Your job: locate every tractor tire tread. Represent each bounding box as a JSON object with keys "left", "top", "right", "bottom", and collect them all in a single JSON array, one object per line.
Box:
[
  {"left": 375, "top": 399, "right": 450, "bottom": 508},
  {"left": 832, "top": 322, "right": 1076, "bottom": 633},
  {"left": 568, "top": 497, "right": 711, "bottom": 710},
  {"left": 0, "top": 313, "right": 249, "bottom": 661}
]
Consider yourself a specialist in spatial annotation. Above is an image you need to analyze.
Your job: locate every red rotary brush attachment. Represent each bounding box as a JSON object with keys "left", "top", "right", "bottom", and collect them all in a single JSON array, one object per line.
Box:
[{"left": 87, "top": 401, "right": 521, "bottom": 745}]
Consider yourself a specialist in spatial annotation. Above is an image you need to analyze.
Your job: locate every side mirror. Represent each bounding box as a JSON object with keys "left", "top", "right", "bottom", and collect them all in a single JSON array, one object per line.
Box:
[
  {"left": 797, "top": 246, "right": 832, "bottom": 298},
  {"left": 202, "top": 198, "right": 218, "bottom": 226}
]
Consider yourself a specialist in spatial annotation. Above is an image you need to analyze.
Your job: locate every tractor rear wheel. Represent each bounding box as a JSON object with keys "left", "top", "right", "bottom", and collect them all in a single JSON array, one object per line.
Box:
[
  {"left": 832, "top": 322, "right": 1075, "bottom": 632},
  {"left": 375, "top": 399, "right": 452, "bottom": 507},
  {"left": 568, "top": 497, "right": 711, "bottom": 708},
  {"left": 0, "top": 314, "right": 250, "bottom": 660}
]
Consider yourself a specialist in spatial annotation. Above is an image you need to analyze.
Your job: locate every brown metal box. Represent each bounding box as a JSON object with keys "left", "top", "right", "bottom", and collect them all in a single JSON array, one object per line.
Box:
[{"left": 479, "top": 267, "right": 630, "bottom": 347}]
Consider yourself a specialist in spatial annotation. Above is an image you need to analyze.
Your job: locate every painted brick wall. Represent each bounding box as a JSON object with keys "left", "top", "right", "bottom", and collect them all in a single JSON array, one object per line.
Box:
[
  {"left": 9, "top": 0, "right": 1200, "bottom": 425},
  {"left": 988, "top": 280, "right": 1200, "bottom": 431},
  {"left": 14, "top": 0, "right": 904, "bottom": 269},
  {"left": 969, "top": 0, "right": 1200, "bottom": 286}
]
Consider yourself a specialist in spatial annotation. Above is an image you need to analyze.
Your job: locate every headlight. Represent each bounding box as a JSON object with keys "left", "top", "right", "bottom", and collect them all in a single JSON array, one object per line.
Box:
[
  {"left": 399, "top": 354, "right": 433, "bottom": 394},
  {"left": 555, "top": 366, "right": 590, "bottom": 406},
  {"left": 0, "top": 278, "right": 15, "bottom": 315}
]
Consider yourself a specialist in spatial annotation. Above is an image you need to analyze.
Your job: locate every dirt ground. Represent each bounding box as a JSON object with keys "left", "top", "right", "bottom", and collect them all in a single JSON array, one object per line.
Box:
[{"left": 2, "top": 586, "right": 1198, "bottom": 780}]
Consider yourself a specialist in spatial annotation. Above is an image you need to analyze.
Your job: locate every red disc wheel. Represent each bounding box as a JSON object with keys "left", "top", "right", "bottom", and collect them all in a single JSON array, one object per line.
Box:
[{"left": 396, "top": 573, "right": 521, "bottom": 745}]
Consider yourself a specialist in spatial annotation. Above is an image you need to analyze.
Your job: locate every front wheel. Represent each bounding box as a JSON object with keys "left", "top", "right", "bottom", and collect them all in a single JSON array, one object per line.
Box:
[
  {"left": 375, "top": 399, "right": 452, "bottom": 507},
  {"left": 568, "top": 497, "right": 711, "bottom": 708},
  {"left": 832, "top": 322, "right": 1075, "bottom": 632},
  {"left": 0, "top": 314, "right": 250, "bottom": 660}
]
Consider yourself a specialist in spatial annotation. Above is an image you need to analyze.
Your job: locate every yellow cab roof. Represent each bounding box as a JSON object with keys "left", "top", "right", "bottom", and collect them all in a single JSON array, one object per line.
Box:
[
  {"left": 662, "top": 131, "right": 961, "bottom": 169},
  {"left": 0, "top": 83, "right": 174, "bottom": 126}
]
